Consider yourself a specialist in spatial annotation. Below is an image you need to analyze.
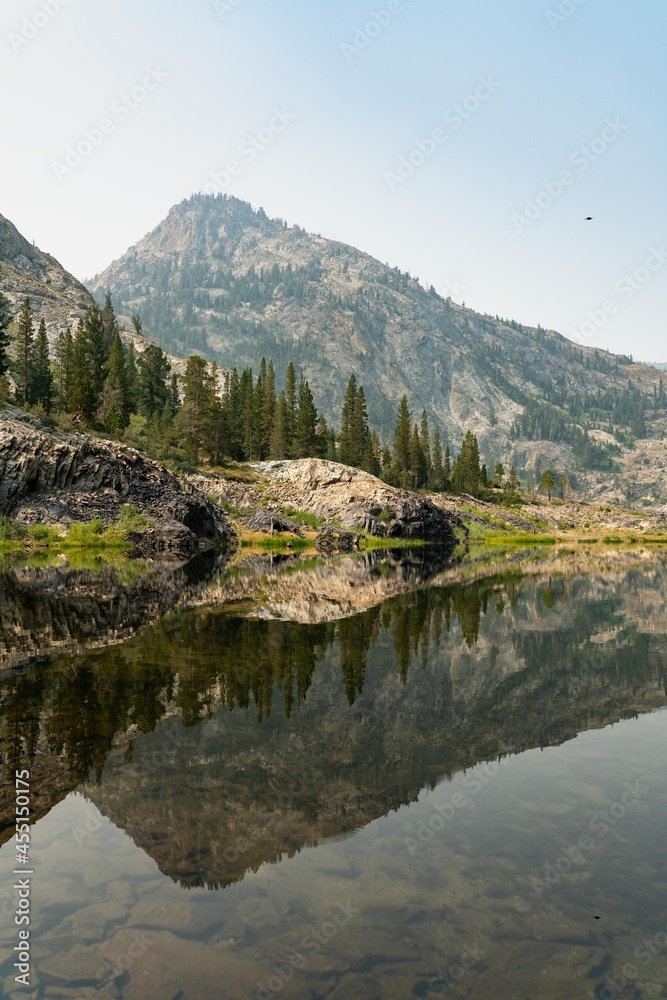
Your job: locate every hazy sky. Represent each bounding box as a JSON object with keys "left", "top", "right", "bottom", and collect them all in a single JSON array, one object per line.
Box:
[{"left": 2, "top": 0, "right": 665, "bottom": 358}]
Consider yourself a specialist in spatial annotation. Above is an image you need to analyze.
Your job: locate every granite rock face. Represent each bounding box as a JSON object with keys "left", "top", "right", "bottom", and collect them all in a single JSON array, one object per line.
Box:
[
  {"left": 259, "top": 458, "right": 461, "bottom": 544},
  {"left": 0, "top": 409, "right": 235, "bottom": 554}
]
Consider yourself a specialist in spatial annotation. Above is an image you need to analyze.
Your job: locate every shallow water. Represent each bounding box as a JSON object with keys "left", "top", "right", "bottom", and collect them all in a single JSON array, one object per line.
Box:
[{"left": 0, "top": 556, "right": 666, "bottom": 999}]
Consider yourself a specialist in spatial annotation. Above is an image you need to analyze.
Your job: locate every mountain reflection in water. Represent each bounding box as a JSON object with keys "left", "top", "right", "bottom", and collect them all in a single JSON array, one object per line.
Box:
[{"left": 0, "top": 552, "right": 666, "bottom": 999}]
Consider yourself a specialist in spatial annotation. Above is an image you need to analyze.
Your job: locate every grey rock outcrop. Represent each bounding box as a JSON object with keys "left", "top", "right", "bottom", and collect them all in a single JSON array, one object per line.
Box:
[
  {"left": 0, "top": 409, "right": 235, "bottom": 554},
  {"left": 260, "top": 458, "right": 461, "bottom": 544}
]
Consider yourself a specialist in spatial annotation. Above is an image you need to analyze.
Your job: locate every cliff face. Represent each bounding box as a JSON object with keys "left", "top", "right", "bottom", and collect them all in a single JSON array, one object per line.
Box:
[
  {"left": 0, "top": 408, "right": 234, "bottom": 552},
  {"left": 89, "top": 194, "right": 664, "bottom": 480},
  {"left": 0, "top": 211, "right": 93, "bottom": 340}
]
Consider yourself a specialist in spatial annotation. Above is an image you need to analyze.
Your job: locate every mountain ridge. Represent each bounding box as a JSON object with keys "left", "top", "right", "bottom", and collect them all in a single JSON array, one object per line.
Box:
[{"left": 88, "top": 194, "right": 665, "bottom": 488}]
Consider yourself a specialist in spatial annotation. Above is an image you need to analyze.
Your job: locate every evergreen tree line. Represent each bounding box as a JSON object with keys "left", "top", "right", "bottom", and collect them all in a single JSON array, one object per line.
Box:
[
  {"left": 0, "top": 291, "right": 522, "bottom": 495},
  {"left": 0, "top": 295, "right": 180, "bottom": 438}
]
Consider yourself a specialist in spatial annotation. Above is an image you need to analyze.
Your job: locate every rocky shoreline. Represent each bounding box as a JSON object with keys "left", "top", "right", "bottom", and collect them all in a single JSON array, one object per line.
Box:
[{"left": 0, "top": 408, "right": 235, "bottom": 555}]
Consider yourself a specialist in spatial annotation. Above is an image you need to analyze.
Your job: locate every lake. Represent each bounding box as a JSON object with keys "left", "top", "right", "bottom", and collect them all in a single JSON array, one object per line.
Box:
[{"left": 0, "top": 549, "right": 666, "bottom": 999}]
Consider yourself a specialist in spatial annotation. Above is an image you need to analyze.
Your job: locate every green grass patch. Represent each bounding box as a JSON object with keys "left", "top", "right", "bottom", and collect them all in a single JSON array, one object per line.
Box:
[
  {"left": 359, "top": 536, "right": 427, "bottom": 550},
  {"left": 484, "top": 534, "right": 558, "bottom": 546},
  {"left": 282, "top": 507, "right": 326, "bottom": 530}
]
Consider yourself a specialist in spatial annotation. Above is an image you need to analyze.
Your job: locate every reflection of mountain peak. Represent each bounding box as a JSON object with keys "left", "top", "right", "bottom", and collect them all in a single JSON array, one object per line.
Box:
[{"left": 2, "top": 561, "right": 667, "bottom": 889}]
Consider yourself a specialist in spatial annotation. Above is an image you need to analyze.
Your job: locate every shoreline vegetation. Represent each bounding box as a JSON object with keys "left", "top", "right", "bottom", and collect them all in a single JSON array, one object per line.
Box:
[
  {"left": 0, "top": 505, "right": 150, "bottom": 555},
  {"left": 2, "top": 489, "right": 666, "bottom": 560}
]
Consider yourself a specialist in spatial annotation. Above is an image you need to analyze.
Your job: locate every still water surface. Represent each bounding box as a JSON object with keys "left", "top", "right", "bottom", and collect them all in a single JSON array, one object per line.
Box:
[{"left": 0, "top": 553, "right": 666, "bottom": 999}]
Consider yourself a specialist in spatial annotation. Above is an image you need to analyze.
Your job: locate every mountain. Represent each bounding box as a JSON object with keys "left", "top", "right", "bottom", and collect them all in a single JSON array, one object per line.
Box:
[
  {"left": 0, "top": 213, "right": 189, "bottom": 374},
  {"left": 89, "top": 194, "right": 665, "bottom": 486},
  {"left": 0, "top": 211, "right": 93, "bottom": 342}
]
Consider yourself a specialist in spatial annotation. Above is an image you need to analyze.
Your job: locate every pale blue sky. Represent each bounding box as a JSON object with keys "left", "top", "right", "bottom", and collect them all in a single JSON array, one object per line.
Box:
[{"left": 2, "top": 0, "right": 665, "bottom": 357}]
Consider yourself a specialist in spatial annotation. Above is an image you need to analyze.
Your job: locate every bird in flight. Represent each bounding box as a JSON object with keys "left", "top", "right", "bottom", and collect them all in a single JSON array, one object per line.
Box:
[{"left": 585, "top": 216, "right": 593, "bottom": 221}]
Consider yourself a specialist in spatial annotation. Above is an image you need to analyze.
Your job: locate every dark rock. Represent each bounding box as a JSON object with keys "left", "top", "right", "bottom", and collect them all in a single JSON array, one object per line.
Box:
[
  {"left": 0, "top": 409, "right": 236, "bottom": 555},
  {"left": 315, "top": 527, "right": 358, "bottom": 554},
  {"left": 245, "top": 511, "right": 303, "bottom": 536}
]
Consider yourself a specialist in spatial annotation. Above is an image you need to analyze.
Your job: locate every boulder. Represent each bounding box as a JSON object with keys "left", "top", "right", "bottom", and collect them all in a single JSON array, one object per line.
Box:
[
  {"left": 265, "top": 459, "right": 460, "bottom": 545},
  {"left": 0, "top": 409, "right": 235, "bottom": 555}
]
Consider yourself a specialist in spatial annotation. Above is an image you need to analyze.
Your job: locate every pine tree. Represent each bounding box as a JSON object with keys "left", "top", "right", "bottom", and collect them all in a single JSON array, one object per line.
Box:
[
  {"left": 294, "top": 377, "right": 318, "bottom": 457},
  {"left": 284, "top": 362, "right": 297, "bottom": 455},
  {"left": 339, "top": 375, "right": 358, "bottom": 465},
  {"left": 253, "top": 358, "right": 268, "bottom": 458},
  {"left": 540, "top": 468, "right": 555, "bottom": 501},
  {"left": 239, "top": 368, "right": 255, "bottom": 460},
  {"left": 206, "top": 362, "right": 225, "bottom": 465},
  {"left": 68, "top": 320, "right": 96, "bottom": 419},
  {"left": 393, "top": 396, "right": 412, "bottom": 476},
  {"left": 100, "top": 292, "right": 119, "bottom": 349},
  {"left": 223, "top": 369, "right": 241, "bottom": 456},
  {"left": 97, "top": 333, "right": 130, "bottom": 433},
  {"left": 136, "top": 344, "right": 171, "bottom": 416},
  {"left": 452, "top": 431, "right": 481, "bottom": 494},
  {"left": 411, "top": 425, "right": 427, "bottom": 487},
  {"left": 175, "top": 356, "right": 216, "bottom": 466},
  {"left": 0, "top": 291, "right": 12, "bottom": 378},
  {"left": 420, "top": 411, "right": 431, "bottom": 483},
  {"left": 362, "top": 429, "right": 381, "bottom": 477},
  {"left": 31, "top": 319, "right": 53, "bottom": 412},
  {"left": 169, "top": 373, "right": 180, "bottom": 416},
  {"left": 12, "top": 299, "right": 34, "bottom": 406},
  {"left": 126, "top": 342, "right": 139, "bottom": 412},
  {"left": 270, "top": 390, "right": 289, "bottom": 458},
  {"left": 262, "top": 360, "right": 276, "bottom": 458},
  {"left": 83, "top": 303, "right": 108, "bottom": 399},
  {"left": 505, "top": 466, "right": 521, "bottom": 496},
  {"left": 351, "top": 385, "right": 369, "bottom": 469},
  {"left": 53, "top": 328, "right": 74, "bottom": 410},
  {"left": 431, "top": 428, "right": 443, "bottom": 490},
  {"left": 493, "top": 462, "right": 505, "bottom": 488}
]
